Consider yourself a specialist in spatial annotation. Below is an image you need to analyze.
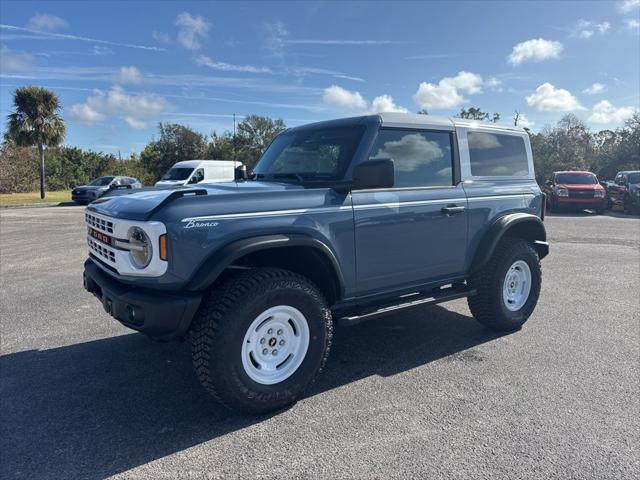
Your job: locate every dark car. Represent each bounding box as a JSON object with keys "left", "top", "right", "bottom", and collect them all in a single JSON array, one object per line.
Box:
[
  {"left": 606, "top": 171, "right": 640, "bottom": 214},
  {"left": 543, "top": 170, "right": 607, "bottom": 214},
  {"left": 82, "top": 113, "right": 548, "bottom": 414},
  {"left": 72, "top": 176, "right": 142, "bottom": 204}
]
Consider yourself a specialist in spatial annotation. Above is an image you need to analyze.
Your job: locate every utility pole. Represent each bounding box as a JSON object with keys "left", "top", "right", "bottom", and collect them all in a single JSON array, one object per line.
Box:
[{"left": 233, "top": 113, "right": 236, "bottom": 138}]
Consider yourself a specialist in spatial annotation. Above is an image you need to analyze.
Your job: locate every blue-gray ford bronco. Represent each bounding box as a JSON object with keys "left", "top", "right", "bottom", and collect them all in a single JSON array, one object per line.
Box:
[{"left": 83, "top": 113, "right": 549, "bottom": 414}]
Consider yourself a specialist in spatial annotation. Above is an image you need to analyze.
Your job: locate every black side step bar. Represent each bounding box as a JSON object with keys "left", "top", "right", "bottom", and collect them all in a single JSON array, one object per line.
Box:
[{"left": 336, "top": 284, "right": 475, "bottom": 326}]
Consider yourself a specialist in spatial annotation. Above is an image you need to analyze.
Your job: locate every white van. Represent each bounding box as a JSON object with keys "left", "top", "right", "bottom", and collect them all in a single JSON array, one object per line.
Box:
[{"left": 155, "top": 160, "right": 242, "bottom": 187}]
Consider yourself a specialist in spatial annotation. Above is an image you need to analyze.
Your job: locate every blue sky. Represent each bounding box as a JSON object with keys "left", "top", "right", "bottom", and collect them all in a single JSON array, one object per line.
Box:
[{"left": 1, "top": 0, "right": 639, "bottom": 156}]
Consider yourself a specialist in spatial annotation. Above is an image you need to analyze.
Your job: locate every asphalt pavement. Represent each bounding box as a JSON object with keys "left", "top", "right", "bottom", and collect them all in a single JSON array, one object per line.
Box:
[{"left": 1, "top": 206, "right": 638, "bottom": 479}]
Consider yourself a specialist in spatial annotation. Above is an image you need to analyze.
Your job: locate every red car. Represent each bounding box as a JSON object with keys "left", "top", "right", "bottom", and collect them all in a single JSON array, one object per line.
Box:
[{"left": 543, "top": 171, "right": 607, "bottom": 214}]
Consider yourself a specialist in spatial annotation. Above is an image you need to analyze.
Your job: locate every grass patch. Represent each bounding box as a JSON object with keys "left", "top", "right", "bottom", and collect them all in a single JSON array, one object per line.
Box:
[{"left": 0, "top": 190, "right": 72, "bottom": 206}]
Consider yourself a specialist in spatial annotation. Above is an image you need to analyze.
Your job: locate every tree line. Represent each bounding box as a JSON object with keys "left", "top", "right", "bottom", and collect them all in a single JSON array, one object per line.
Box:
[{"left": 1, "top": 86, "right": 638, "bottom": 195}]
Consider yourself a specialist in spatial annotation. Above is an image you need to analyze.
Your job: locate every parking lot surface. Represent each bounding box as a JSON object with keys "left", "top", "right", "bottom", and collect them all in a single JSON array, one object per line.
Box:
[{"left": 1, "top": 206, "right": 639, "bottom": 479}]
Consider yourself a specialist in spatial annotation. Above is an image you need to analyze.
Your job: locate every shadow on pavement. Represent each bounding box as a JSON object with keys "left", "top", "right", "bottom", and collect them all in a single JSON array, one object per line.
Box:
[{"left": 0, "top": 305, "right": 505, "bottom": 479}]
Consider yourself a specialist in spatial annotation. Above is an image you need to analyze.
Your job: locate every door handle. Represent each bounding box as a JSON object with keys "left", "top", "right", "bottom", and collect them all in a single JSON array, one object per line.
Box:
[{"left": 441, "top": 205, "right": 465, "bottom": 215}]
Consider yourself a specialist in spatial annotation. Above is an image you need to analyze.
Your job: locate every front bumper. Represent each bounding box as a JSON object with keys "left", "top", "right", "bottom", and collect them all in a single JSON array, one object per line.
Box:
[
  {"left": 83, "top": 259, "right": 201, "bottom": 340},
  {"left": 555, "top": 197, "right": 606, "bottom": 209}
]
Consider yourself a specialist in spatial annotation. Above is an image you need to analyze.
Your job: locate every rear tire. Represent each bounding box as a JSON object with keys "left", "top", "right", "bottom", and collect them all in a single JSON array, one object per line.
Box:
[
  {"left": 468, "top": 238, "right": 542, "bottom": 332},
  {"left": 190, "top": 268, "right": 333, "bottom": 415}
]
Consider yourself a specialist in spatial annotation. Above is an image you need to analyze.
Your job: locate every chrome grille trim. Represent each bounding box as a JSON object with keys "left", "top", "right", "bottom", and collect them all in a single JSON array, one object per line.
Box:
[{"left": 87, "top": 237, "right": 116, "bottom": 265}]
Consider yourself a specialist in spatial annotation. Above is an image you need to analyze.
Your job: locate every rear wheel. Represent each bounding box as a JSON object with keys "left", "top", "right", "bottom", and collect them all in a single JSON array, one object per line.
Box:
[
  {"left": 468, "top": 238, "right": 542, "bottom": 331},
  {"left": 190, "top": 268, "right": 333, "bottom": 415}
]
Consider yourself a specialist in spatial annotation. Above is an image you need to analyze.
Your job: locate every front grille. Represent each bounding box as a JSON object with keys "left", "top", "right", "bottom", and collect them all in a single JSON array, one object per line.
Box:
[
  {"left": 87, "top": 237, "right": 116, "bottom": 264},
  {"left": 568, "top": 190, "right": 594, "bottom": 199},
  {"left": 85, "top": 212, "right": 114, "bottom": 234}
]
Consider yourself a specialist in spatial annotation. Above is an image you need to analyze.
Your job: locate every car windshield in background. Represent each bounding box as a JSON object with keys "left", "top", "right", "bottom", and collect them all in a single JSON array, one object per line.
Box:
[
  {"left": 89, "top": 176, "right": 114, "bottom": 186},
  {"left": 253, "top": 125, "right": 366, "bottom": 182},
  {"left": 627, "top": 173, "right": 640, "bottom": 184},
  {"left": 161, "top": 168, "right": 194, "bottom": 180},
  {"left": 555, "top": 173, "right": 597, "bottom": 184}
]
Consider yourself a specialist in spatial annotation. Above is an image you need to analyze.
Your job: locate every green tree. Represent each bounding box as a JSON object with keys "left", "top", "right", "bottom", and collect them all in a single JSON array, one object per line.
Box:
[
  {"left": 235, "top": 114, "right": 286, "bottom": 170},
  {"left": 455, "top": 107, "right": 500, "bottom": 123},
  {"left": 5, "top": 86, "right": 66, "bottom": 199},
  {"left": 140, "top": 123, "right": 206, "bottom": 182}
]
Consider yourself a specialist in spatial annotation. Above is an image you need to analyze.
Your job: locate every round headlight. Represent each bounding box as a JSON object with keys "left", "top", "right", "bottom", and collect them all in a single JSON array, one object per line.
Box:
[{"left": 127, "top": 226, "right": 152, "bottom": 268}]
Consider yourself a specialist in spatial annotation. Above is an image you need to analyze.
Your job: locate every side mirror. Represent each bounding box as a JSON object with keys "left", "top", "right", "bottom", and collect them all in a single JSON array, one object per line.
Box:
[
  {"left": 545, "top": 180, "right": 553, "bottom": 186},
  {"left": 235, "top": 164, "right": 247, "bottom": 180},
  {"left": 352, "top": 158, "right": 395, "bottom": 190}
]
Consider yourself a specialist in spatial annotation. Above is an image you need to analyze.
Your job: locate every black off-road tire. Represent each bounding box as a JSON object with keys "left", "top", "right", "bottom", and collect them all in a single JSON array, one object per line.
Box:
[
  {"left": 190, "top": 268, "right": 333, "bottom": 415},
  {"left": 468, "top": 237, "right": 542, "bottom": 332}
]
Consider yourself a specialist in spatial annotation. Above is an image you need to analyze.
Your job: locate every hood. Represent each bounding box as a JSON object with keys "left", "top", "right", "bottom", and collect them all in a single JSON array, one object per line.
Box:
[
  {"left": 73, "top": 185, "right": 108, "bottom": 192},
  {"left": 556, "top": 183, "right": 603, "bottom": 190},
  {"left": 86, "top": 181, "right": 307, "bottom": 221},
  {"left": 155, "top": 180, "right": 186, "bottom": 187}
]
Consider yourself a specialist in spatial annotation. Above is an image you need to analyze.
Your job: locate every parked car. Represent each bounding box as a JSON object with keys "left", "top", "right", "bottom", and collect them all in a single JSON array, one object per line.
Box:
[
  {"left": 72, "top": 176, "right": 142, "bottom": 204},
  {"left": 543, "top": 171, "right": 606, "bottom": 214},
  {"left": 82, "top": 113, "right": 548, "bottom": 414},
  {"left": 606, "top": 171, "right": 640, "bottom": 214},
  {"left": 154, "top": 160, "right": 242, "bottom": 187}
]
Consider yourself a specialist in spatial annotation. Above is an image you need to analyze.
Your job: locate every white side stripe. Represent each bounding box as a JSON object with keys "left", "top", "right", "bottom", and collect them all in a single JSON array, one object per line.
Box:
[{"left": 181, "top": 194, "right": 535, "bottom": 222}]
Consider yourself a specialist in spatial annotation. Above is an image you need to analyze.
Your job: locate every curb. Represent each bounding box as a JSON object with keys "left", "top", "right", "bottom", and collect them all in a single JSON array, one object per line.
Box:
[{"left": 0, "top": 203, "right": 79, "bottom": 209}]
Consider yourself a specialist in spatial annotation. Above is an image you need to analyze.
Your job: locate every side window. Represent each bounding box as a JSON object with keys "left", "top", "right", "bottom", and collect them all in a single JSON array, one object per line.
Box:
[
  {"left": 467, "top": 131, "right": 529, "bottom": 177},
  {"left": 369, "top": 129, "right": 453, "bottom": 188},
  {"left": 191, "top": 168, "right": 204, "bottom": 183}
]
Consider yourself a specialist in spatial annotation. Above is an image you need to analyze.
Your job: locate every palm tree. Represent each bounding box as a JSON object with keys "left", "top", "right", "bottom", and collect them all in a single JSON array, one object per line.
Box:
[{"left": 5, "top": 86, "right": 66, "bottom": 199}]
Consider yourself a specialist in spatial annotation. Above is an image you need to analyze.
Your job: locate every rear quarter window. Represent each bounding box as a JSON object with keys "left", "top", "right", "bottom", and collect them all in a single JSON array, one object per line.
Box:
[{"left": 467, "top": 131, "right": 529, "bottom": 177}]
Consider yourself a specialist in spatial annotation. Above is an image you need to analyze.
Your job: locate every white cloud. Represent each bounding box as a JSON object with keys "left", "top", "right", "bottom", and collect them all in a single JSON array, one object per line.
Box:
[
  {"left": 68, "top": 102, "right": 105, "bottom": 123},
  {"left": 124, "top": 116, "right": 147, "bottom": 129},
  {"left": 195, "top": 55, "right": 272, "bottom": 73},
  {"left": 68, "top": 86, "right": 166, "bottom": 127},
  {"left": 588, "top": 100, "right": 639, "bottom": 124},
  {"left": 322, "top": 85, "right": 367, "bottom": 109},
  {"left": 526, "top": 83, "right": 585, "bottom": 111},
  {"left": 322, "top": 86, "right": 408, "bottom": 113},
  {"left": 27, "top": 13, "right": 68, "bottom": 32},
  {"left": 92, "top": 46, "right": 113, "bottom": 56},
  {"left": 507, "top": 38, "right": 563, "bottom": 65},
  {"left": 175, "top": 12, "right": 210, "bottom": 50},
  {"left": 371, "top": 133, "right": 444, "bottom": 171},
  {"left": 413, "top": 71, "right": 484, "bottom": 110},
  {"left": 625, "top": 18, "right": 640, "bottom": 30},
  {"left": 485, "top": 76, "right": 503, "bottom": 91},
  {"left": 0, "top": 24, "right": 165, "bottom": 51},
  {"left": 617, "top": 0, "right": 640, "bottom": 13},
  {"left": 370, "top": 95, "right": 409, "bottom": 113},
  {"left": 582, "top": 82, "right": 607, "bottom": 95},
  {"left": 152, "top": 31, "right": 171, "bottom": 44},
  {"left": 0, "top": 45, "right": 35, "bottom": 72},
  {"left": 114, "top": 66, "right": 143, "bottom": 84},
  {"left": 263, "top": 21, "right": 289, "bottom": 58},
  {"left": 570, "top": 19, "right": 611, "bottom": 38},
  {"left": 515, "top": 112, "right": 534, "bottom": 128}
]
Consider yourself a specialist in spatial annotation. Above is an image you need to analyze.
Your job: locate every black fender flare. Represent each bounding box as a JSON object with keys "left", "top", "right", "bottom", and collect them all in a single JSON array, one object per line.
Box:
[
  {"left": 470, "top": 213, "right": 549, "bottom": 274},
  {"left": 186, "top": 234, "right": 346, "bottom": 295}
]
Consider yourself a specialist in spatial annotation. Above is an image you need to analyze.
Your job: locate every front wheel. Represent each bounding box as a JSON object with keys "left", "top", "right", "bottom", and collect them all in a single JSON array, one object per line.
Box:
[
  {"left": 190, "top": 268, "right": 333, "bottom": 415},
  {"left": 468, "top": 238, "right": 542, "bottom": 331}
]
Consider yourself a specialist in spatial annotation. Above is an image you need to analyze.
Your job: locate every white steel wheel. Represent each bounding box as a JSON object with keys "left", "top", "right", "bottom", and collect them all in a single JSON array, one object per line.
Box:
[
  {"left": 502, "top": 260, "right": 532, "bottom": 312},
  {"left": 241, "top": 305, "right": 310, "bottom": 385}
]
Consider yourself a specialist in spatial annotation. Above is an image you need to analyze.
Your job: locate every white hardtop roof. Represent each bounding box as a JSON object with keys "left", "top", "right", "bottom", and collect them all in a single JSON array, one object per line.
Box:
[
  {"left": 172, "top": 160, "right": 237, "bottom": 168},
  {"left": 377, "top": 112, "right": 526, "bottom": 133}
]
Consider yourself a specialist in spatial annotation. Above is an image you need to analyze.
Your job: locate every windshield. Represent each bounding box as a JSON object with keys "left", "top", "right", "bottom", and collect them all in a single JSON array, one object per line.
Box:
[
  {"left": 89, "top": 176, "right": 114, "bottom": 186},
  {"left": 253, "top": 125, "right": 366, "bottom": 182},
  {"left": 555, "top": 173, "right": 597, "bottom": 184},
  {"left": 627, "top": 173, "right": 640, "bottom": 184},
  {"left": 161, "top": 167, "right": 194, "bottom": 181}
]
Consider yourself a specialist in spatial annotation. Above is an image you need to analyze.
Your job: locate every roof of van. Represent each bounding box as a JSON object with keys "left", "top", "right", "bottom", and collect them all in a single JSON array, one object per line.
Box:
[
  {"left": 287, "top": 113, "right": 526, "bottom": 133},
  {"left": 171, "top": 160, "right": 237, "bottom": 168}
]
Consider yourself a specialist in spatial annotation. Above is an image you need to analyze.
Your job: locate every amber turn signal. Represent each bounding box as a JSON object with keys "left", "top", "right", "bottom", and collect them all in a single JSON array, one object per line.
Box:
[{"left": 159, "top": 234, "right": 168, "bottom": 261}]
